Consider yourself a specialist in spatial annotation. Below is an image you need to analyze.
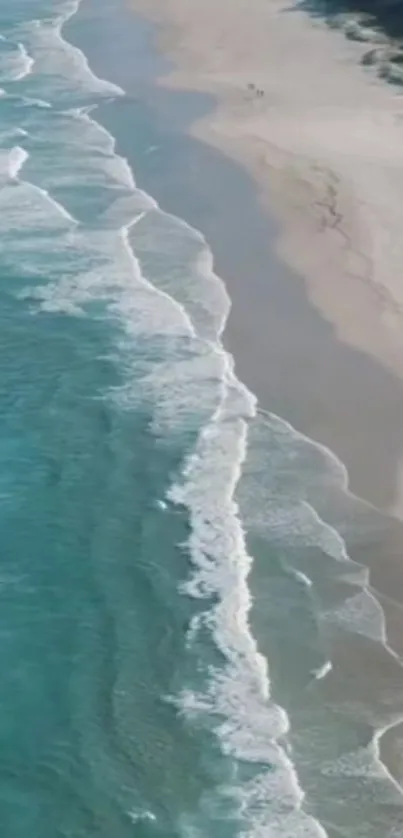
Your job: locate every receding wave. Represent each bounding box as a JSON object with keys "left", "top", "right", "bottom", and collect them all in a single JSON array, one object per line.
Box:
[{"left": 236, "top": 409, "right": 403, "bottom": 830}]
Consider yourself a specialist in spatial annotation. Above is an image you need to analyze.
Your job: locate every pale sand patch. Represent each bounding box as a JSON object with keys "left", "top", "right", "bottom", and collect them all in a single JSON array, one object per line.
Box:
[{"left": 128, "top": 0, "right": 403, "bottom": 383}]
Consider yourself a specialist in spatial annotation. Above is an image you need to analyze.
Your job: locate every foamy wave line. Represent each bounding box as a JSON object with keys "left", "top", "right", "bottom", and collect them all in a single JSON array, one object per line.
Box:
[
  {"left": 72, "top": 108, "right": 230, "bottom": 345},
  {"left": 249, "top": 414, "right": 403, "bottom": 655},
  {"left": 7, "top": 7, "right": 395, "bottom": 833},
  {"left": 258, "top": 413, "right": 403, "bottom": 665},
  {"left": 69, "top": 86, "right": 331, "bottom": 829},
  {"left": 247, "top": 410, "right": 403, "bottom": 644},
  {"left": 128, "top": 809, "right": 157, "bottom": 825},
  {"left": 47, "top": 1, "right": 372, "bottom": 832},
  {"left": 302, "top": 502, "right": 403, "bottom": 661},
  {"left": 311, "top": 660, "right": 333, "bottom": 680},
  {"left": 13, "top": 42, "right": 34, "bottom": 81},
  {"left": 0, "top": 38, "right": 34, "bottom": 83},
  {"left": 244, "top": 412, "right": 403, "bottom": 806},
  {"left": 121, "top": 226, "right": 195, "bottom": 337},
  {"left": 0, "top": 144, "right": 78, "bottom": 245},
  {"left": 164, "top": 346, "right": 327, "bottom": 834},
  {"left": 77, "top": 105, "right": 138, "bottom": 191},
  {"left": 56, "top": 0, "right": 124, "bottom": 98},
  {"left": 30, "top": 182, "right": 78, "bottom": 224},
  {"left": 73, "top": 102, "right": 230, "bottom": 342},
  {"left": 262, "top": 408, "right": 382, "bottom": 517},
  {"left": 8, "top": 145, "right": 28, "bottom": 179},
  {"left": 0, "top": 145, "right": 28, "bottom": 182},
  {"left": 51, "top": 4, "right": 325, "bottom": 833},
  {"left": 320, "top": 721, "right": 403, "bottom": 807},
  {"left": 10, "top": 149, "right": 78, "bottom": 224},
  {"left": 167, "top": 366, "right": 327, "bottom": 835},
  {"left": 6, "top": 1, "right": 124, "bottom": 108},
  {"left": 37, "top": 0, "right": 403, "bottom": 830}
]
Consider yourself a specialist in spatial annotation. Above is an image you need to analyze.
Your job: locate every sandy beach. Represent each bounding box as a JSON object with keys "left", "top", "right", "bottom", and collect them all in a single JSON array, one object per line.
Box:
[
  {"left": 126, "top": 0, "right": 403, "bottom": 517},
  {"left": 66, "top": 0, "right": 403, "bottom": 831},
  {"left": 127, "top": 0, "right": 403, "bottom": 368}
]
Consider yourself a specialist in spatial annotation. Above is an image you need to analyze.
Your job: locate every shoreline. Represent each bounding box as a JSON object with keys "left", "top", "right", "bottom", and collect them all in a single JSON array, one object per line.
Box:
[
  {"left": 71, "top": 0, "right": 403, "bottom": 516},
  {"left": 68, "top": 0, "right": 403, "bottom": 623},
  {"left": 128, "top": 0, "right": 403, "bottom": 364},
  {"left": 68, "top": 0, "right": 403, "bottom": 819},
  {"left": 123, "top": 0, "right": 403, "bottom": 519}
]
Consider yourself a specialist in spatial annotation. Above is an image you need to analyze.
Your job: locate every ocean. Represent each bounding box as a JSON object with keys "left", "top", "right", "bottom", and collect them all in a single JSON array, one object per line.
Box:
[{"left": 1, "top": 0, "right": 403, "bottom": 835}]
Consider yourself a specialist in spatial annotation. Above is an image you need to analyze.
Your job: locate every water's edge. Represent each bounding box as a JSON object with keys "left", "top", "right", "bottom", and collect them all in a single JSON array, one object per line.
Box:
[
  {"left": 64, "top": 1, "right": 403, "bottom": 835},
  {"left": 67, "top": 0, "right": 403, "bottom": 516}
]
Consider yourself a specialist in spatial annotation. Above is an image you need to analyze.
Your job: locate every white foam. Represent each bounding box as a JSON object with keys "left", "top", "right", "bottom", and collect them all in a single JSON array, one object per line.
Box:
[
  {"left": 167, "top": 366, "right": 326, "bottom": 834},
  {"left": 185, "top": 612, "right": 204, "bottom": 647},
  {"left": 12, "top": 96, "right": 156, "bottom": 232},
  {"left": 8, "top": 145, "right": 28, "bottom": 179},
  {"left": 311, "top": 661, "right": 332, "bottom": 680},
  {"left": 292, "top": 569, "right": 314, "bottom": 588},
  {"left": 321, "top": 743, "right": 384, "bottom": 779},
  {"left": 233, "top": 406, "right": 403, "bottom": 817},
  {"left": 0, "top": 39, "right": 34, "bottom": 83},
  {"left": 20, "top": 13, "right": 329, "bottom": 830},
  {"left": 8, "top": 1, "right": 391, "bottom": 833},
  {"left": 235, "top": 411, "right": 396, "bottom": 655},
  {"left": 22, "top": 96, "right": 51, "bottom": 108},
  {"left": 1, "top": 175, "right": 78, "bottom": 227},
  {"left": 373, "top": 721, "right": 403, "bottom": 796},
  {"left": 13, "top": 42, "right": 34, "bottom": 81},
  {"left": 42, "top": 105, "right": 228, "bottom": 341},
  {"left": 128, "top": 809, "right": 156, "bottom": 824},
  {"left": 320, "top": 588, "right": 399, "bottom": 656},
  {"left": 130, "top": 208, "right": 229, "bottom": 343},
  {"left": 120, "top": 226, "right": 195, "bottom": 335},
  {"left": 69, "top": 106, "right": 138, "bottom": 189},
  {"left": 0, "top": 145, "right": 29, "bottom": 184},
  {"left": 30, "top": 182, "right": 78, "bottom": 223},
  {"left": 237, "top": 413, "right": 353, "bottom": 560},
  {"left": 320, "top": 730, "right": 403, "bottom": 804},
  {"left": 14, "top": 6, "right": 124, "bottom": 106}
]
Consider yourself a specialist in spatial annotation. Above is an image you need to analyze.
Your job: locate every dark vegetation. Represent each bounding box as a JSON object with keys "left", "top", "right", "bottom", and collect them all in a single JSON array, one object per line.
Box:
[
  {"left": 294, "top": 0, "right": 403, "bottom": 80},
  {"left": 297, "top": 0, "right": 403, "bottom": 38}
]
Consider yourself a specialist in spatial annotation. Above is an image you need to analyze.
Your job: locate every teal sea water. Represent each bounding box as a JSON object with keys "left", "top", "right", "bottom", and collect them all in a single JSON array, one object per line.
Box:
[{"left": 2, "top": 0, "right": 403, "bottom": 836}]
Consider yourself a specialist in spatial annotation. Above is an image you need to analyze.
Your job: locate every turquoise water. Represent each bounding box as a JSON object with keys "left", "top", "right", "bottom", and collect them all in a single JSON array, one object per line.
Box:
[{"left": 1, "top": 0, "right": 403, "bottom": 835}]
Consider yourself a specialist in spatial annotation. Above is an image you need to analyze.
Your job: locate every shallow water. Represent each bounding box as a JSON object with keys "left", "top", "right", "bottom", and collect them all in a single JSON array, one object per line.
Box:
[{"left": 0, "top": 0, "right": 403, "bottom": 835}]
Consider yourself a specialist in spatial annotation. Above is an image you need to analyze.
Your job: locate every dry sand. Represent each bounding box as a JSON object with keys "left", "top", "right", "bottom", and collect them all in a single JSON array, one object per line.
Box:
[
  {"left": 128, "top": 0, "right": 403, "bottom": 382},
  {"left": 126, "top": 0, "right": 403, "bottom": 519}
]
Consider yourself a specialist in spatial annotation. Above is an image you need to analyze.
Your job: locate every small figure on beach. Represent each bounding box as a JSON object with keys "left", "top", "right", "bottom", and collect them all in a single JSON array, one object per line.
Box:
[{"left": 246, "top": 82, "right": 264, "bottom": 98}]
